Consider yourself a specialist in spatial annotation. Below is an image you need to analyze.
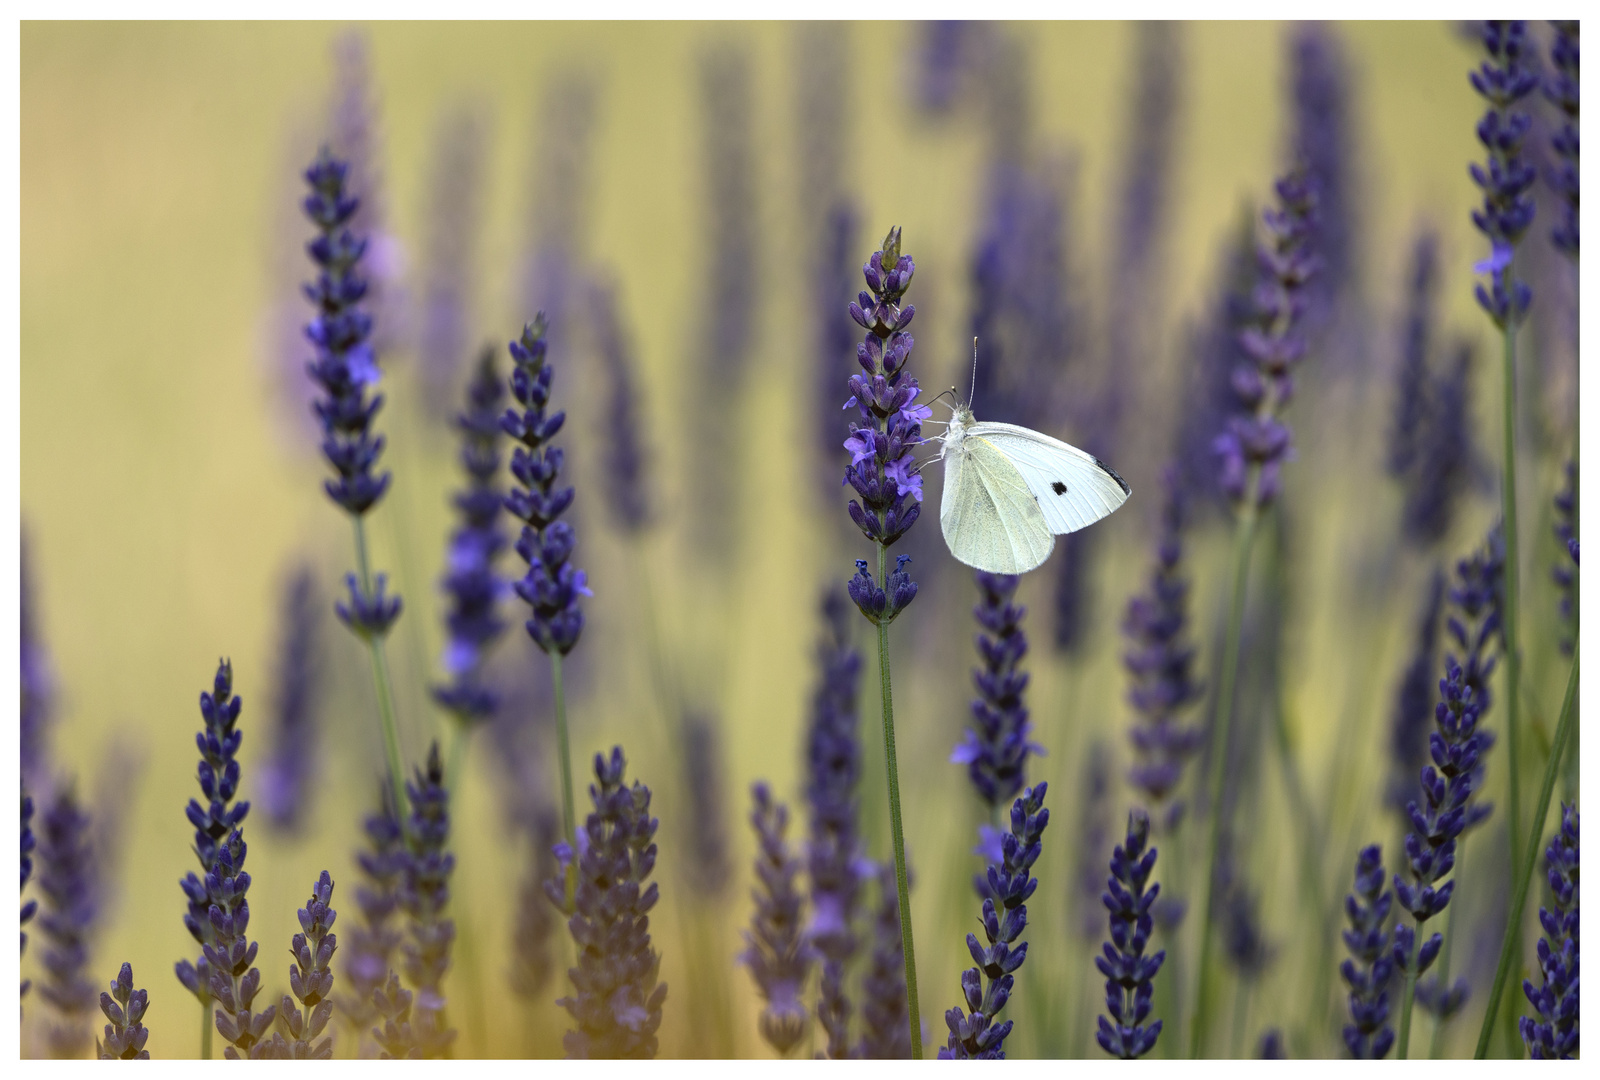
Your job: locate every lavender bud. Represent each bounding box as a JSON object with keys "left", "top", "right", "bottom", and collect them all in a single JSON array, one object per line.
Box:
[
  {"left": 741, "top": 784, "right": 812, "bottom": 1055},
  {"left": 36, "top": 786, "right": 99, "bottom": 1058},
  {"left": 397, "top": 745, "right": 456, "bottom": 1058},
  {"left": 1518, "top": 803, "right": 1577, "bottom": 1058},
  {"left": 1470, "top": 21, "right": 1540, "bottom": 328},
  {"left": 1340, "top": 846, "right": 1395, "bottom": 1058},
  {"left": 952, "top": 571, "right": 1039, "bottom": 809},
  {"left": 1544, "top": 22, "right": 1578, "bottom": 257},
  {"left": 259, "top": 567, "right": 324, "bottom": 833},
  {"left": 258, "top": 871, "right": 337, "bottom": 1059},
  {"left": 1096, "top": 810, "right": 1165, "bottom": 1059},
  {"left": 95, "top": 963, "right": 150, "bottom": 1060}
]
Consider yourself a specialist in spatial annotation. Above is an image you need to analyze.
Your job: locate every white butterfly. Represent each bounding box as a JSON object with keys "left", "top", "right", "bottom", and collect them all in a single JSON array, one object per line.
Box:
[{"left": 934, "top": 400, "right": 1131, "bottom": 575}]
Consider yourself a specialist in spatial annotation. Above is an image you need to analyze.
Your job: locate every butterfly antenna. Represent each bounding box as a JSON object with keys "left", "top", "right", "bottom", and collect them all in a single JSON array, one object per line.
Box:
[{"left": 969, "top": 337, "right": 979, "bottom": 407}]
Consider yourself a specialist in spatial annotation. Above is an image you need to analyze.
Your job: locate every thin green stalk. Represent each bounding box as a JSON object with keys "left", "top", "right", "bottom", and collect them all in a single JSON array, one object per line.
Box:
[
  {"left": 1396, "top": 937, "right": 1419, "bottom": 1059},
  {"left": 1188, "top": 500, "right": 1259, "bottom": 1058},
  {"left": 1271, "top": 698, "right": 1333, "bottom": 1052},
  {"left": 1474, "top": 639, "right": 1578, "bottom": 1059},
  {"left": 353, "top": 516, "right": 408, "bottom": 821},
  {"left": 1499, "top": 315, "right": 1523, "bottom": 922},
  {"left": 876, "top": 542, "right": 922, "bottom": 1060},
  {"left": 1427, "top": 837, "right": 1466, "bottom": 1059},
  {"left": 551, "top": 649, "right": 575, "bottom": 857},
  {"left": 200, "top": 996, "right": 212, "bottom": 1060}
]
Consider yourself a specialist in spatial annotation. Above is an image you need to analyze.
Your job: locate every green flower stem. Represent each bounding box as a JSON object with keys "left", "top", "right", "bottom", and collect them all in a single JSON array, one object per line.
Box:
[
  {"left": 1427, "top": 838, "right": 1466, "bottom": 1058},
  {"left": 1499, "top": 315, "right": 1524, "bottom": 932},
  {"left": 352, "top": 516, "right": 409, "bottom": 822},
  {"left": 1474, "top": 638, "right": 1578, "bottom": 1059},
  {"left": 550, "top": 649, "right": 577, "bottom": 914},
  {"left": 876, "top": 542, "right": 922, "bottom": 1060},
  {"left": 200, "top": 995, "right": 212, "bottom": 1060},
  {"left": 1188, "top": 496, "right": 1260, "bottom": 1058},
  {"left": 1396, "top": 934, "right": 1419, "bottom": 1059}
]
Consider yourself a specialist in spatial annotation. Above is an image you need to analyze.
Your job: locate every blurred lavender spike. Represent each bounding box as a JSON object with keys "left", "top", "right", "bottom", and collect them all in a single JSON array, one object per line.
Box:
[
  {"left": 680, "top": 710, "right": 731, "bottom": 899},
  {"left": 813, "top": 203, "right": 861, "bottom": 504},
  {"left": 953, "top": 571, "right": 1039, "bottom": 809},
  {"left": 260, "top": 565, "right": 324, "bottom": 833},
  {"left": 1544, "top": 21, "right": 1579, "bottom": 257},
  {"left": 857, "top": 861, "right": 912, "bottom": 1059},
  {"left": 938, "top": 784, "right": 1049, "bottom": 1059},
  {"left": 432, "top": 346, "right": 508, "bottom": 724},
  {"left": 911, "top": 21, "right": 990, "bottom": 116},
  {"left": 417, "top": 104, "right": 490, "bottom": 417},
  {"left": 1341, "top": 846, "right": 1395, "bottom": 1058},
  {"left": 741, "top": 783, "right": 812, "bottom": 1055},
  {"left": 1072, "top": 741, "right": 1112, "bottom": 941},
  {"left": 1401, "top": 341, "right": 1478, "bottom": 547},
  {"left": 1217, "top": 848, "right": 1276, "bottom": 980},
  {"left": 260, "top": 871, "right": 338, "bottom": 1059},
  {"left": 37, "top": 785, "right": 99, "bottom": 1058},
  {"left": 1096, "top": 809, "right": 1166, "bottom": 1059},
  {"left": 804, "top": 589, "right": 864, "bottom": 1058},
  {"left": 1518, "top": 803, "right": 1577, "bottom": 1058},
  {"left": 1470, "top": 20, "right": 1539, "bottom": 329},
  {"left": 1386, "top": 568, "right": 1446, "bottom": 812},
  {"left": 397, "top": 744, "right": 457, "bottom": 1058},
  {"left": 1552, "top": 460, "right": 1577, "bottom": 655},
  {"left": 508, "top": 807, "right": 559, "bottom": 1003},
  {"left": 793, "top": 21, "right": 849, "bottom": 230},
  {"left": 1447, "top": 524, "right": 1505, "bottom": 715},
  {"left": 336, "top": 782, "right": 404, "bottom": 1053},
  {"left": 1258, "top": 1029, "right": 1286, "bottom": 1058},
  {"left": 1386, "top": 229, "right": 1438, "bottom": 480},
  {"left": 688, "top": 44, "right": 757, "bottom": 559},
  {"left": 553, "top": 747, "right": 667, "bottom": 1059},
  {"left": 20, "top": 528, "right": 56, "bottom": 797},
  {"left": 22, "top": 792, "right": 38, "bottom": 1004},
  {"left": 95, "top": 962, "right": 150, "bottom": 1060},
  {"left": 583, "top": 275, "right": 653, "bottom": 535},
  {"left": 1288, "top": 23, "right": 1357, "bottom": 321}
]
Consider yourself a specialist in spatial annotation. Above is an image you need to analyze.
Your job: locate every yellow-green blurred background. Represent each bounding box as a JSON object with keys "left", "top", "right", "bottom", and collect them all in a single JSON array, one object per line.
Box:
[{"left": 20, "top": 20, "right": 1577, "bottom": 1060}]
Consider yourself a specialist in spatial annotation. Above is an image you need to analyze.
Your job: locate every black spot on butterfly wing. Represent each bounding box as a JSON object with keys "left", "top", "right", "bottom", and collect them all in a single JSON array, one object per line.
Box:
[
  {"left": 1094, "top": 457, "right": 1131, "bottom": 496},
  {"left": 1051, "top": 481, "right": 1067, "bottom": 495}
]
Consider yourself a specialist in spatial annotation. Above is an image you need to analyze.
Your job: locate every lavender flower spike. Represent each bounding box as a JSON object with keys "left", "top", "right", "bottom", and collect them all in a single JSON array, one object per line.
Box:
[
  {"left": 397, "top": 744, "right": 456, "bottom": 1058},
  {"left": 939, "top": 783, "right": 1049, "bottom": 1059},
  {"left": 741, "top": 783, "right": 812, "bottom": 1055},
  {"left": 259, "top": 566, "right": 323, "bottom": 833},
  {"left": 336, "top": 783, "right": 403, "bottom": 1050},
  {"left": 1545, "top": 22, "right": 1579, "bottom": 257},
  {"left": 433, "top": 346, "right": 509, "bottom": 724},
  {"left": 1552, "top": 462, "right": 1577, "bottom": 656},
  {"left": 22, "top": 792, "right": 37, "bottom": 1004},
  {"left": 96, "top": 963, "right": 150, "bottom": 1059},
  {"left": 1469, "top": 20, "right": 1539, "bottom": 328},
  {"left": 1341, "top": 846, "right": 1395, "bottom": 1059},
  {"left": 553, "top": 748, "right": 666, "bottom": 1059},
  {"left": 586, "top": 276, "right": 653, "bottom": 535},
  {"left": 857, "top": 861, "right": 912, "bottom": 1060},
  {"left": 1097, "top": 809, "right": 1166, "bottom": 1059},
  {"left": 1520, "top": 803, "right": 1578, "bottom": 1058},
  {"left": 37, "top": 786, "right": 98, "bottom": 1058},
  {"left": 261, "top": 871, "right": 338, "bottom": 1059},
  {"left": 952, "top": 571, "right": 1040, "bottom": 809}
]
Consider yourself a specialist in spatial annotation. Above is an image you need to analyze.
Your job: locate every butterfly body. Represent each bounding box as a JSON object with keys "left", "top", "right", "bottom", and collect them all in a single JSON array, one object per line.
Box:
[{"left": 935, "top": 402, "right": 1131, "bottom": 574}]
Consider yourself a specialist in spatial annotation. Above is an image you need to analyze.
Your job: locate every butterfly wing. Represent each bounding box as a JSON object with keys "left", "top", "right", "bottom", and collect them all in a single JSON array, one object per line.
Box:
[
  {"left": 940, "top": 433, "right": 1056, "bottom": 574},
  {"left": 968, "top": 422, "right": 1131, "bottom": 535}
]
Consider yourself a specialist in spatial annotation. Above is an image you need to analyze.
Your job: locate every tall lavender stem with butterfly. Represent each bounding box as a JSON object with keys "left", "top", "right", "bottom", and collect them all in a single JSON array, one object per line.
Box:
[{"left": 842, "top": 226, "right": 929, "bottom": 1058}]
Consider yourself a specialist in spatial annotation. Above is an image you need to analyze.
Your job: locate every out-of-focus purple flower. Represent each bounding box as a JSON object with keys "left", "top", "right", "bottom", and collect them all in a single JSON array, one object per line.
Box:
[
  {"left": 1387, "top": 230, "right": 1438, "bottom": 479},
  {"left": 1073, "top": 742, "right": 1113, "bottom": 941},
  {"left": 417, "top": 105, "right": 489, "bottom": 416},
  {"left": 303, "top": 150, "right": 393, "bottom": 522},
  {"left": 336, "top": 783, "right": 404, "bottom": 1054},
  {"left": 433, "top": 347, "right": 509, "bottom": 724},
  {"left": 1519, "top": 803, "right": 1577, "bottom": 1058},
  {"left": 1544, "top": 22, "right": 1579, "bottom": 257},
  {"left": 1258, "top": 1029, "right": 1286, "bottom": 1058},
  {"left": 1096, "top": 809, "right": 1166, "bottom": 1059},
  {"left": 259, "top": 871, "right": 337, "bottom": 1059},
  {"left": 259, "top": 566, "right": 323, "bottom": 834},
  {"left": 857, "top": 861, "right": 912, "bottom": 1060},
  {"left": 584, "top": 276, "right": 653, "bottom": 536},
  {"left": 95, "top": 963, "right": 149, "bottom": 1060},
  {"left": 1470, "top": 21, "right": 1540, "bottom": 327},
  {"left": 1288, "top": 23, "right": 1356, "bottom": 318},
  {"left": 503, "top": 316, "right": 588, "bottom": 657},
  {"left": 551, "top": 747, "right": 666, "bottom": 1059},
  {"left": 1123, "top": 466, "right": 1205, "bottom": 829},
  {"left": 1446, "top": 525, "right": 1506, "bottom": 714},
  {"left": 22, "top": 793, "right": 38, "bottom": 1003},
  {"left": 20, "top": 530, "right": 55, "bottom": 795},
  {"left": 36, "top": 785, "right": 98, "bottom": 1058},
  {"left": 938, "top": 783, "right": 1049, "bottom": 1059},
  {"left": 1213, "top": 168, "right": 1319, "bottom": 508},
  {"left": 844, "top": 227, "right": 927, "bottom": 588},
  {"left": 1414, "top": 971, "right": 1470, "bottom": 1025},
  {"left": 397, "top": 745, "right": 456, "bottom": 1058},
  {"left": 1552, "top": 461, "right": 1577, "bottom": 655},
  {"left": 509, "top": 808, "right": 559, "bottom": 1003},
  {"left": 370, "top": 971, "right": 420, "bottom": 1059},
  {"left": 1217, "top": 849, "right": 1276, "bottom": 981},
  {"left": 952, "top": 571, "right": 1041, "bottom": 809},
  {"left": 680, "top": 710, "right": 731, "bottom": 899},
  {"left": 741, "top": 783, "right": 813, "bottom": 1055},
  {"left": 1401, "top": 342, "right": 1478, "bottom": 547},
  {"left": 1340, "top": 845, "right": 1395, "bottom": 1059},
  {"left": 911, "top": 21, "right": 989, "bottom": 115},
  {"left": 804, "top": 590, "right": 864, "bottom": 1058},
  {"left": 1387, "top": 570, "right": 1446, "bottom": 812}
]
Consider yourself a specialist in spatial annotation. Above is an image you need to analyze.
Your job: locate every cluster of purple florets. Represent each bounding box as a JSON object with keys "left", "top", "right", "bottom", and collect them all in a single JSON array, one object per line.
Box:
[{"left": 1469, "top": 20, "right": 1539, "bottom": 328}]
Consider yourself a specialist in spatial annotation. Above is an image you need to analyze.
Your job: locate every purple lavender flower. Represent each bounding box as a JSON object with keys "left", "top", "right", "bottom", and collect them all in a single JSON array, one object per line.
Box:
[
  {"left": 36, "top": 786, "right": 98, "bottom": 1058},
  {"left": 417, "top": 105, "right": 489, "bottom": 416},
  {"left": 1258, "top": 1029, "right": 1286, "bottom": 1058},
  {"left": 204, "top": 842, "right": 274, "bottom": 1055},
  {"left": 741, "top": 783, "right": 813, "bottom": 1055},
  {"left": 1470, "top": 21, "right": 1541, "bottom": 328},
  {"left": 1387, "top": 571, "right": 1446, "bottom": 812},
  {"left": 1401, "top": 342, "right": 1478, "bottom": 547},
  {"left": 1096, "top": 809, "right": 1166, "bottom": 1059},
  {"left": 21, "top": 792, "right": 37, "bottom": 1004},
  {"left": 680, "top": 711, "right": 730, "bottom": 899},
  {"left": 804, "top": 590, "right": 864, "bottom": 1058},
  {"left": 1072, "top": 743, "right": 1114, "bottom": 941},
  {"left": 259, "top": 566, "right": 323, "bottom": 833},
  {"left": 433, "top": 346, "right": 508, "bottom": 723},
  {"left": 371, "top": 971, "right": 419, "bottom": 1059},
  {"left": 952, "top": 571, "right": 1039, "bottom": 808},
  {"left": 336, "top": 784, "right": 404, "bottom": 1053},
  {"left": 20, "top": 529, "right": 55, "bottom": 794},
  {"left": 1123, "top": 466, "right": 1206, "bottom": 827},
  {"left": 1288, "top": 23, "right": 1355, "bottom": 317},
  {"left": 552, "top": 748, "right": 666, "bottom": 1059},
  {"left": 1446, "top": 525, "right": 1506, "bottom": 713},
  {"left": 397, "top": 745, "right": 456, "bottom": 1058},
  {"left": 1544, "top": 22, "right": 1579, "bottom": 258},
  {"left": 1218, "top": 851, "right": 1276, "bottom": 981},
  {"left": 503, "top": 315, "right": 588, "bottom": 657},
  {"left": 912, "top": 21, "right": 987, "bottom": 115},
  {"left": 1552, "top": 461, "right": 1577, "bottom": 655},
  {"left": 1519, "top": 803, "right": 1577, "bottom": 1058},
  {"left": 857, "top": 861, "right": 912, "bottom": 1060},
  {"left": 174, "top": 662, "right": 250, "bottom": 1036},
  {"left": 1213, "top": 168, "right": 1319, "bottom": 508},
  {"left": 584, "top": 276, "right": 653, "bottom": 535},
  {"left": 95, "top": 963, "right": 149, "bottom": 1060},
  {"left": 260, "top": 871, "right": 337, "bottom": 1059},
  {"left": 1387, "top": 230, "right": 1439, "bottom": 480},
  {"left": 938, "top": 783, "right": 1049, "bottom": 1059},
  {"left": 844, "top": 226, "right": 929, "bottom": 611},
  {"left": 508, "top": 808, "right": 559, "bottom": 1003},
  {"left": 1341, "top": 846, "right": 1395, "bottom": 1058}
]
